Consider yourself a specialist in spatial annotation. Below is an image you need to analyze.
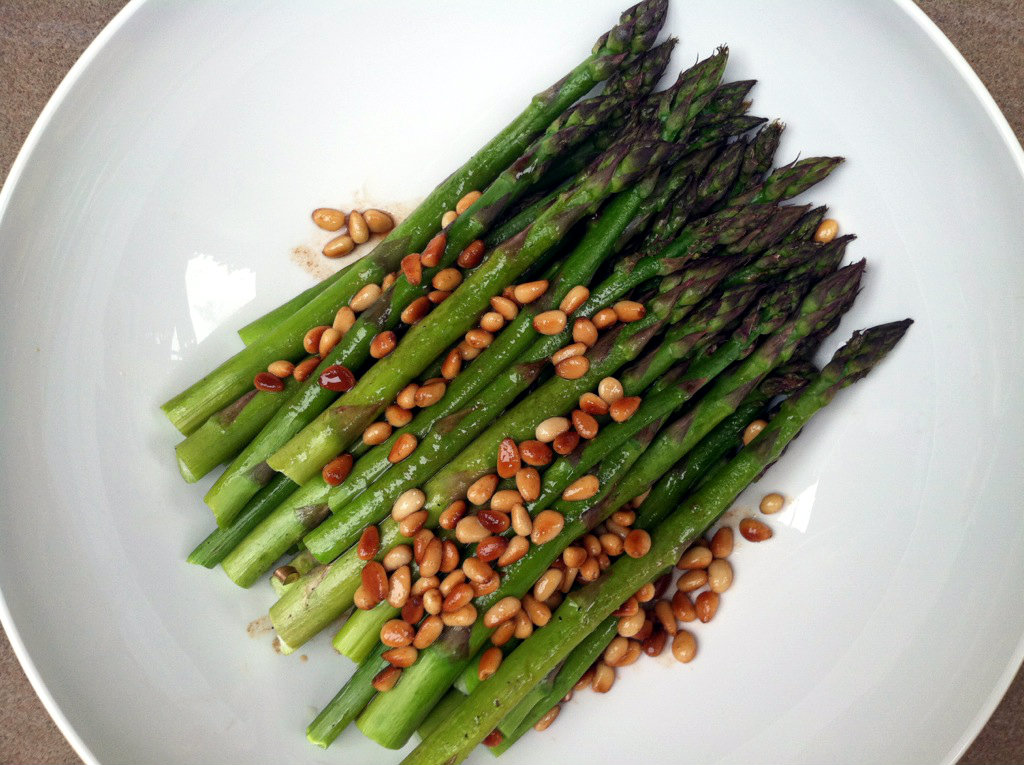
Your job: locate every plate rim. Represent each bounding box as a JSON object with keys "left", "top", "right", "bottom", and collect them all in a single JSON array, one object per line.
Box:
[{"left": 0, "top": 2, "right": 1021, "bottom": 764}]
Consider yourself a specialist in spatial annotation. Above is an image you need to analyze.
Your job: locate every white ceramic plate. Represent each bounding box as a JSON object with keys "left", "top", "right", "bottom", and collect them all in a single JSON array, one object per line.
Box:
[{"left": 2, "top": 1, "right": 1023, "bottom": 763}]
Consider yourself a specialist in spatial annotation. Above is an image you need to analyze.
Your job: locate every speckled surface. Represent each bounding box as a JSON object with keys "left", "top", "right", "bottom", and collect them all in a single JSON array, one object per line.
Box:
[{"left": 0, "top": 2, "right": 1021, "bottom": 763}]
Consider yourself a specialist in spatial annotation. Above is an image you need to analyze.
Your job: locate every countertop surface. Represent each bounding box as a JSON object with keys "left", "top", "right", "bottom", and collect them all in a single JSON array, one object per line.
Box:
[{"left": 1, "top": 1, "right": 1022, "bottom": 763}]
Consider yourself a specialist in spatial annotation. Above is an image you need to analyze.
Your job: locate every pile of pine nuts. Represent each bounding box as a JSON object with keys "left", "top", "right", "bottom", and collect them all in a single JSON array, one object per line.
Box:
[{"left": 314, "top": 207, "right": 396, "bottom": 259}]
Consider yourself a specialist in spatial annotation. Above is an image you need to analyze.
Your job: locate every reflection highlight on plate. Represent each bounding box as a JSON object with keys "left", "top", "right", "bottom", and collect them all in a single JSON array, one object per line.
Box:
[
  {"left": 184, "top": 253, "right": 255, "bottom": 344},
  {"left": 769, "top": 480, "right": 818, "bottom": 533}
]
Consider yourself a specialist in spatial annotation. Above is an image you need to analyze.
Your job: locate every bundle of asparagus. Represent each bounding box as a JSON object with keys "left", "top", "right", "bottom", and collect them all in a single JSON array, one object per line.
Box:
[{"left": 161, "top": 2, "right": 911, "bottom": 762}]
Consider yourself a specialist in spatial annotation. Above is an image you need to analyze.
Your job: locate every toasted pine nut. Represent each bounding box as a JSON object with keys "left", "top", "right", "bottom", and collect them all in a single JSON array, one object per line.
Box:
[
  {"left": 742, "top": 419, "right": 768, "bottom": 445},
  {"left": 513, "top": 609, "right": 533, "bottom": 639},
  {"left": 422, "top": 588, "right": 443, "bottom": 615},
  {"left": 814, "top": 218, "right": 839, "bottom": 243},
  {"left": 413, "top": 528, "right": 434, "bottom": 563},
  {"left": 475, "top": 508, "right": 509, "bottom": 534},
  {"left": 759, "top": 492, "right": 785, "bottom": 514},
  {"left": 438, "top": 499, "right": 467, "bottom": 530},
  {"left": 617, "top": 609, "right": 645, "bottom": 637},
  {"left": 522, "top": 594, "right": 551, "bottom": 627},
  {"left": 440, "top": 540, "right": 460, "bottom": 573},
  {"left": 441, "top": 210, "right": 458, "bottom": 228},
  {"left": 396, "top": 383, "right": 419, "bottom": 409},
  {"left": 441, "top": 603, "right": 477, "bottom": 627},
  {"left": 612, "top": 509, "right": 635, "bottom": 527},
  {"left": 267, "top": 360, "right": 295, "bottom": 378},
  {"left": 464, "top": 328, "right": 493, "bottom": 349},
  {"left": 455, "top": 515, "right": 489, "bottom": 544},
  {"left": 707, "top": 558, "right": 733, "bottom": 593},
  {"left": 562, "top": 475, "right": 599, "bottom": 501},
  {"left": 576, "top": 556, "right": 598, "bottom": 581},
  {"left": 504, "top": 504, "right": 530, "bottom": 536},
  {"left": 552, "top": 429, "right": 579, "bottom": 457},
  {"left": 624, "top": 529, "right": 651, "bottom": 558},
  {"left": 391, "top": 488, "right": 426, "bottom": 521},
  {"left": 490, "top": 618, "right": 516, "bottom": 646},
  {"left": 710, "top": 526, "right": 734, "bottom": 558},
  {"left": 600, "top": 532, "right": 623, "bottom": 556},
  {"left": 388, "top": 433, "right": 418, "bottom": 463},
  {"left": 323, "top": 234, "right": 355, "bottom": 258},
  {"left": 332, "top": 306, "right": 356, "bottom": 334},
  {"left": 398, "top": 510, "right": 428, "bottom": 538},
  {"left": 380, "top": 619, "right": 414, "bottom": 647},
  {"left": 556, "top": 356, "right": 590, "bottom": 380},
  {"left": 533, "top": 568, "right": 563, "bottom": 602},
  {"left": 476, "top": 535, "right": 509, "bottom": 562},
  {"left": 383, "top": 545, "right": 413, "bottom": 571},
  {"left": 400, "top": 295, "right": 432, "bottom": 325},
  {"left": 740, "top": 517, "right": 773, "bottom": 541},
  {"left": 572, "top": 317, "right": 599, "bottom": 347},
  {"left": 353, "top": 584, "right": 375, "bottom": 610},
  {"left": 592, "top": 308, "right": 617, "bottom": 329},
  {"left": 677, "top": 569, "right": 708, "bottom": 592},
  {"left": 551, "top": 343, "right": 586, "bottom": 366},
  {"left": 671, "top": 630, "right": 697, "bottom": 663},
  {"left": 496, "top": 438, "right": 521, "bottom": 479},
  {"left": 562, "top": 546, "right": 586, "bottom": 569},
  {"left": 497, "top": 535, "right": 529, "bottom": 567},
  {"left": 592, "top": 662, "right": 615, "bottom": 693},
  {"left": 476, "top": 646, "right": 503, "bottom": 681},
  {"left": 409, "top": 616, "right": 441, "bottom": 652},
  {"left": 577, "top": 394, "right": 608, "bottom": 418},
  {"left": 490, "top": 489, "right": 523, "bottom": 512},
  {"left": 432, "top": 268, "right": 462, "bottom": 292},
  {"left": 363, "top": 208, "right": 394, "bottom": 234},
  {"left": 381, "top": 271, "right": 398, "bottom": 291},
  {"left": 604, "top": 636, "right": 629, "bottom": 666},
  {"left": 597, "top": 377, "right": 624, "bottom": 404},
  {"left": 318, "top": 327, "right": 343, "bottom": 356},
  {"left": 428, "top": 289, "right": 451, "bottom": 304},
  {"left": 671, "top": 590, "right": 697, "bottom": 622},
  {"left": 582, "top": 534, "right": 602, "bottom": 557},
  {"left": 411, "top": 574, "right": 438, "bottom": 596},
  {"left": 654, "top": 599, "right": 678, "bottom": 636},
  {"left": 482, "top": 596, "right": 522, "bottom": 628},
  {"left": 441, "top": 581, "right": 474, "bottom": 613},
  {"left": 515, "top": 467, "right": 541, "bottom": 502},
  {"left": 513, "top": 280, "right": 548, "bottom": 305},
  {"left": 559, "top": 285, "right": 590, "bottom": 315},
  {"left": 531, "top": 510, "right": 564, "bottom": 544},
  {"left": 533, "top": 310, "right": 567, "bottom": 335},
  {"left": 613, "top": 300, "right": 646, "bottom": 323},
  {"left": 312, "top": 207, "right": 345, "bottom": 231},
  {"left": 421, "top": 232, "right": 447, "bottom": 268},
  {"left": 350, "top": 283, "right": 382, "bottom": 311},
  {"left": 372, "top": 665, "right": 402, "bottom": 692},
  {"left": 414, "top": 379, "right": 446, "bottom": 407},
  {"left": 677, "top": 546, "right": 712, "bottom": 570},
  {"left": 695, "top": 590, "right": 719, "bottom": 623},
  {"left": 535, "top": 416, "right": 570, "bottom": 443},
  {"left": 441, "top": 348, "right": 462, "bottom": 380},
  {"left": 490, "top": 295, "right": 518, "bottom": 320},
  {"left": 419, "top": 538, "right": 443, "bottom": 578},
  {"left": 303, "top": 325, "right": 329, "bottom": 355},
  {"left": 292, "top": 355, "right": 320, "bottom": 382},
  {"left": 458, "top": 341, "right": 481, "bottom": 360},
  {"left": 467, "top": 473, "right": 499, "bottom": 505},
  {"left": 400, "top": 253, "right": 423, "bottom": 285},
  {"left": 385, "top": 404, "right": 414, "bottom": 428},
  {"left": 456, "top": 239, "right": 485, "bottom": 268},
  {"left": 387, "top": 565, "right": 411, "bottom": 608},
  {"left": 573, "top": 667, "right": 595, "bottom": 692},
  {"left": 462, "top": 556, "right": 495, "bottom": 584},
  {"left": 456, "top": 190, "right": 482, "bottom": 214},
  {"left": 360, "top": 561, "right": 388, "bottom": 603},
  {"left": 363, "top": 421, "right": 393, "bottom": 445},
  {"left": 634, "top": 581, "right": 656, "bottom": 603},
  {"left": 479, "top": 312, "right": 505, "bottom": 333},
  {"left": 534, "top": 705, "right": 560, "bottom": 731},
  {"left": 347, "top": 211, "right": 369, "bottom": 244},
  {"left": 519, "top": 440, "right": 553, "bottom": 466},
  {"left": 571, "top": 410, "right": 599, "bottom": 440},
  {"left": 357, "top": 525, "right": 381, "bottom": 561},
  {"left": 609, "top": 396, "right": 642, "bottom": 422},
  {"left": 252, "top": 375, "right": 281, "bottom": 396}
]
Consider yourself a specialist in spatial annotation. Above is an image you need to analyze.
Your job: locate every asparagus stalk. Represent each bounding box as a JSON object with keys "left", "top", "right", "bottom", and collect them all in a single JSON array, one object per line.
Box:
[
  {"left": 160, "top": 0, "right": 667, "bottom": 435},
  {"left": 305, "top": 642, "right": 390, "bottom": 749},
  {"left": 403, "top": 320, "right": 913, "bottom": 765},
  {"left": 333, "top": 602, "right": 399, "bottom": 662}
]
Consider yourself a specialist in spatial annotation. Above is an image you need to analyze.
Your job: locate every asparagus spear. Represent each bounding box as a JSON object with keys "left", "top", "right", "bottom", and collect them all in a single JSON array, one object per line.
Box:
[
  {"left": 403, "top": 320, "right": 913, "bottom": 765},
  {"left": 160, "top": 0, "right": 667, "bottom": 435}
]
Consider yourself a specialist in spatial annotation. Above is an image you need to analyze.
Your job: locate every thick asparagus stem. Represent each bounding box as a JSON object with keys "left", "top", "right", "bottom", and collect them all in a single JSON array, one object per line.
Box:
[
  {"left": 160, "top": 0, "right": 667, "bottom": 435},
  {"left": 305, "top": 642, "right": 389, "bottom": 749},
  {"left": 402, "top": 321, "right": 912, "bottom": 765}
]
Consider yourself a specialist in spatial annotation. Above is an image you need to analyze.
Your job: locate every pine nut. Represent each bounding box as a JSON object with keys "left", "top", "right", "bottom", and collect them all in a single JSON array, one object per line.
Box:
[
  {"left": 533, "top": 310, "right": 567, "bottom": 335},
  {"left": 513, "top": 280, "right": 548, "bottom": 304},
  {"left": 423, "top": 588, "right": 442, "bottom": 615},
  {"left": 559, "top": 285, "right": 590, "bottom": 315},
  {"left": 572, "top": 317, "right": 599, "bottom": 347},
  {"left": 709, "top": 527, "right": 733, "bottom": 559},
  {"left": 623, "top": 529, "right": 651, "bottom": 558},
  {"left": 391, "top": 488, "right": 426, "bottom": 521},
  {"left": 303, "top": 326, "right": 329, "bottom": 355},
  {"left": 372, "top": 665, "right": 402, "bottom": 692},
  {"left": 467, "top": 473, "right": 499, "bottom": 505},
  {"left": 413, "top": 379, "right": 446, "bottom": 407},
  {"left": 490, "top": 619, "right": 516, "bottom": 646},
  {"left": 759, "top": 492, "right": 785, "bottom": 514},
  {"left": 582, "top": 534, "right": 602, "bottom": 557},
  {"left": 381, "top": 271, "right": 398, "bottom": 291},
  {"left": 254, "top": 371, "right": 286, "bottom": 392},
  {"left": 562, "top": 546, "right": 586, "bottom": 569},
  {"left": 456, "top": 190, "right": 482, "bottom": 214},
  {"left": 677, "top": 546, "right": 712, "bottom": 570},
  {"left": 563, "top": 474, "right": 599, "bottom": 501},
  {"left": 604, "top": 636, "right": 629, "bottom": 666},
  {"left": 357, "top": 525, "right": 380, "bottom": 560},
  {"left": 474, "top": 577, "right": 502, "bottom": 601},
  {"left": 266, "top": 360, "right": 294, "bottom": 379},
  {"left": 592, "top": 663, "right": 615, "bottom": 693},
  {"left": 609, "top": 396, "right": 641, "bottom": 422},
  {"left": 322, "top": 453, "right": 354, "bottom": 486},
  {"left": 531, "top": 510, "right": 564, "bottom": 544},
  {"left": 476, "top": 535, "right": 509, "bottom": 562},
  {"left": 483, "top": 596, "right": 522, "bottom": 628},
  {"left": 315, "top": 327, "right": 340, "bottom": 356},
  {"left": 439, "top": 499, "right": 467, "bottom": 530},
  {"left": 385, "top": 404, "right": 414, "bottom": 428},
  {"left": 495, "top": 438, "right": 521, "bottom": 479},
  {"left": 600, "top": 532, "right": 623, "bottom": 556},
  {"left": 515, "top": 468, "right": 541, "bottom": 503},
  {"left": 490, "top": 295, "right": 518, "bottom": 320},
  {"left": 650, "top": 599, "right": 676, "bottom": 636},
  {"left": 432, "top": 268, "right": 462, "bottom": 292},
  {"left": 551, "top": 343, "right": 586, "bottom": 366},
  {"left": 350, "top": 283, "right": 382, "bottom": 311},
  {"left": 489, "top": 490, "right": 522, "bottom": 513},
  {"left": 476, "top": 510, "right": 509, "bottom": 536},
  {"left": 519, "top": 440, "right": 553, "bottom": 466},
  {"left": 363, "top": 209, "right": 394, "bottom": 233},
  {"left": 477, "top": 646, "right": 503, "bottom": 681},
  {"left": 381, "top": 644, "right": 417, "bottom": 669},
  {"left": 363, "top": 421, "right": 393, "bottom": 445},
  {"left": 347, "top": 211, "right": 370, "bottom": 244},
  {"left": 312, "top": 207, "right": 346, "bottom": 231},
  {"left": 511, "top": 504, "right": 533, "bottom": 536},
  {"left": 457, "top": 239, "right": 486, "bottom": 268},
  {"left": 411, "top": 575, "right": 438, "bottom": 596},
  {"left": 383, "top": 545, "right": 413, "bottom": 571},
  {"left": 578, "top": 392, "right": 608, "bottom": 416},
  {"left": 419, "top": 539, "right": 443, "bottom": 578},
  {"left": 396, "top": 383, "right": 419, "bottom": 409},
  {"left": 612, "top": 509, "right": 635, "bottom": 527},
  {"left": 513, "top": 609, "right": 533, "bottom": 639},
  {"left": 613, "top": 300, "right": 646, "bottom": 323},
  {"left": 398, "top": 510, "right": 428, "bottom": 538},
  {"left": 428, "top": 289, "right": 450, "bottom": 305},
  {"left": 437, "top": 348, "right": 462, "bottom": 381},
  {"left": 442, "top": 582, "right": 474, "bottom": 612},
  {"left": 440, "top": 540, "right": 460, "bottom": 574},
  {"left": 413, "top": 615, "right": 443, "bottom": 649},
  {"left": 476, "top": 312, "right": 503, "bottom": 334},
  {"left": 814, "top": 218, "right": 839, "bottom": 243},
  {"left": 707, "top": 558, "right": 733, "bottom": 593},
  {"left": 634, "top": 582, "right": 655, "bottom": 603},
  {"left": 441, "top": 210, "right": 458, "bottom": 228},
  {"left": 739, "top": 517, "right": 773, "bottom": 541},
  {"left": 522, "top": 594, "right": 551, "bottom": 627},
  {"left": 592, "top": 308, "right": 617, "bottom": 329},
  {"left": 400, "top": 295, "right": 432, "bottom": 325},
  {"left": 413, "top": 528, "right": 434, "bottom": 564},
  {"left": 388, "top": 433, "right": 418, "bottom": 463},
  {"left": 555, "top": 356, "right": 589, "bottom": 379},
  {"left": 455, "top": 516, "right": 489, "bottom": 544},
  {"left": 671, "top": 630, "right": 697, "bottom": 663},
  {"left": 534, "top": 705, "right": 560, "bottom": 732},
  {"left": 573, "top": 667, "right": 595, "bottom": 692},
  {"left": 533, "top": 568, "right": 563, "bottom": 602},
  {"left": 323, "top": 234, "right": 355, "bottom": 258},
  {"left": 380, "top": 619, "right": 414, "bottom": 647},
  {"left": 535, "top": 416, "right": 570, "bottom": 443},
  {"left": 458, "top": 341, "right": 481, "bottom": 360},
  {"left": 400, "top": 253, "right": 423, "bottom": 285},
  {"left": 578, "top": 556, "right": 600, "bottom": 582},
  {"left": 353, "top": 584, "right": 375, "bottom": 610},
  {"left": 597, "top": 377, "right": 624, "bottom": 404},
  {"left": 553, "top": 429, "right": 580, "bottom": 456},
  {"left": 360, "top": 561, "right": 388, "bottom": 603},
  {"left": 397, "top": 597, "right": 422, "bottom": 628},
  {"left": 387, "top": 565, "right": 411, "bottom": 608},
  {"left": 742, "top": 419, "right": 767, "bottom": 445},
  {"left": 421, "top": 232, "right": 447, "bottom": 268},
  {"left": 669, "top": 590, "right": 696, "bottom": 623},
  {"left": 464, "top": 328, "right": 493, "bottom": 349},
  {"left": 292, "top": 356, "right": 320, "bottom": 382},
  {"left": 571, "top": 410, "right": 599, "bottom": 440},
  {"left": 497, "top": 535, "right": 530, "bottom": 567},
  {"left": 368, "top": 330, "right": 396, "bottom": 359},
  {"left": 617, "top": 609, "right": 646, "bottom": 637},
  {"left": 678, "top": 568, "right": 710, "bottom": 593},
  {"left": 441, "top": 603, "right": 477, "bottom": 627},
  {"left": 695, "top": 590, "right": 719, "bottom": 623},
  {"left": 622, "top": 639, "right": 642, "bottom": 665}
]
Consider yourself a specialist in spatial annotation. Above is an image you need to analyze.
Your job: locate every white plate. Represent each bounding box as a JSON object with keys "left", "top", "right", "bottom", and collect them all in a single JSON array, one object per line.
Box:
[{"left": 2, "top": 1, "right": 1023, "bottom": 763}]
